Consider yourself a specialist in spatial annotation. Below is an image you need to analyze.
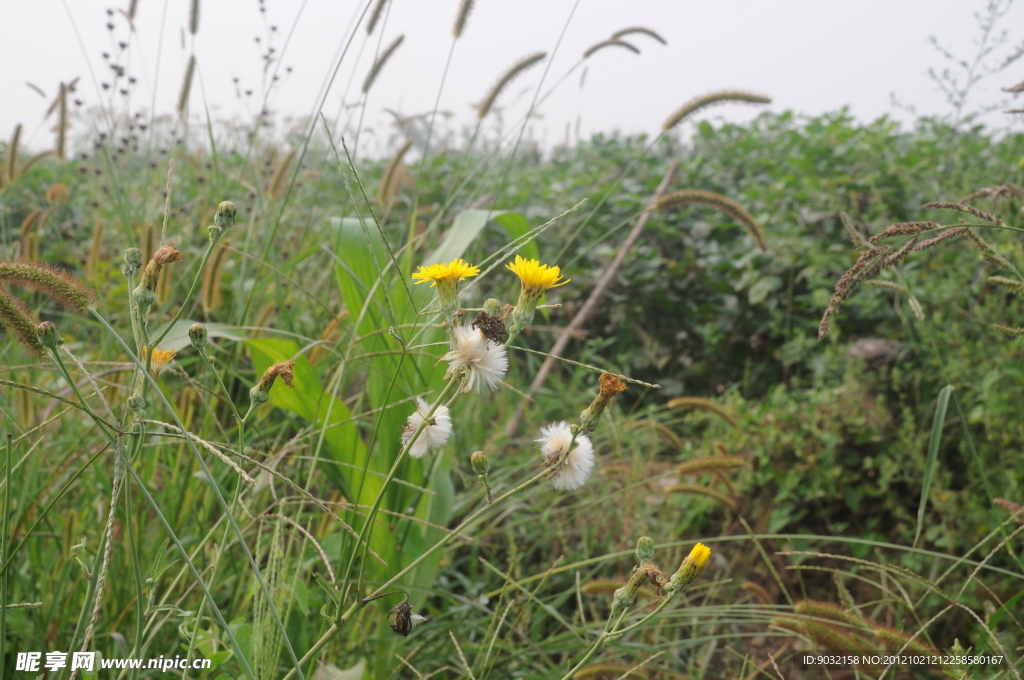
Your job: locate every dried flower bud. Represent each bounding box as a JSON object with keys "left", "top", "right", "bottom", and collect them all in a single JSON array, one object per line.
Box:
[
  {"left": 189, "top": 322, "right": 208, "bottom": 350},
  {"left": 471, "top": 450, "right": 490, "bottom": 476},
  {"left": 152, "top": 244, "right": 184, "bottom": 266},
  {"left": 214, "top": 200, "right": 237, "bottom": 228},
  {"left": 251, "top": 360, "right": 296, "bottom": 405},
  {"left": 635, "top": 536, "right": 655, "bottom": 564},
  {"left": 36, "top": 321, "right": 63, "bottom": 350},
  {"left": 579, "top": 373, "right": 628, "bottom": 431}
]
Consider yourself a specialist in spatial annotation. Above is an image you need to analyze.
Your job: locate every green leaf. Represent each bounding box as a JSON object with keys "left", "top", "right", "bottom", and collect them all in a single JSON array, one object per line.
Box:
[
  {"left": 915, "top": 385, "right": 952, "bottom": 548},
  {"left": 748, "top": 275, "right": 782, "bottom": 305},
  {"left": 311, "top": 660, "right": 365, "bottom": 680},
  {"left": 246, "top": 338, "right": 372, "bottom": 502},
  {"left": 431, "top": 210, "right": 539, "bottom": 265},
  {"left": 207, "top": 651, "right": 233, "bottom": 670}
]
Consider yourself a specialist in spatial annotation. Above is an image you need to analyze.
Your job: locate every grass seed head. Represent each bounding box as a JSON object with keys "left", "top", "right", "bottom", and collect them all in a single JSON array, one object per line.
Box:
[{"left": 0, "top": 290, "right": 45, "bottom": 356}]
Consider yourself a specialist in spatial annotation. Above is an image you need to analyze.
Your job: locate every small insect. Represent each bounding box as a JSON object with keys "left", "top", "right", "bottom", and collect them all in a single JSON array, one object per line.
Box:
[
  {"left": 388, "top": 596, "right": 430, "bottom": 637},
  {"left": 472, "top": 311, "right": 508, "bottom": 346}
]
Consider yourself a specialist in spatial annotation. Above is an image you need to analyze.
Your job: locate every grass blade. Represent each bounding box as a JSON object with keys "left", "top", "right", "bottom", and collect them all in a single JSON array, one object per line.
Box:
[{"left": 915, "top": 385, "right": 953, "bottom": 548}]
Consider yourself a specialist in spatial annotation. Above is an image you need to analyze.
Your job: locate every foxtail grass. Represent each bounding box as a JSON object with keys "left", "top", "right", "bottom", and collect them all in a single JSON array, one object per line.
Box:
[
  {"left": 583, "top": 39, "right": 639, "bottom": 59},
  {"left": 377, "top": 138, "right": 413, "bottom": 207},
  {"left": 654, "top": 189, "right": 769, "bottom": 251},
  {"left": 365, "top": 0, "right": 388, "bottom": 35},
  {"left": 178, "top": 55, "right": 196, "bottom": 116},
  {"left": 667, "top": 396, "right": 739, "bottom": 428},
  {"left": 662, "top": 90, "right": 771, "bottom": 131},
  {"left": 611, "top": 26, "right": 666, "bottom": 44},
  {"left": 266, "top": 148, "right": 297, "bottom": 201},
  {"left": 477, "top": 52, "right": 547, "bottom": 119},
  {"left": 362, "top": 35, "right": 405, "bottom": 94},
  {"left": 188, "top": 0, "right": 200, "bottom": 35},
  {"left": 453, "top": 0, "right": 475, "bottom": 38}
]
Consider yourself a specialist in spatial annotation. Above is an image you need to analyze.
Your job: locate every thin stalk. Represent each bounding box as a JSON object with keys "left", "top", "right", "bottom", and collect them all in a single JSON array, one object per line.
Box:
[
  {"left": 47, "top": 349, "right": 118, "bottom": 445},
  {"left": 0, "top": 445, "right": 109, "bottom": 580},
  {"left": 0, "top": 434, "right": 10, "bottom": 680},
  {"left": 90, "top": 310, "right": 305, "bottom": 680},
  {"left": 123, "top": 452, "right": 146, "bottom": 680},
  {"left": 282, "top": 463, "right": 555, "bottom": 680},
  {"left": 339, "top": 377, "right": 458, "bottom": 603},
  {"left": 150, "top": 235, "right": 220, "bottom": 348}
]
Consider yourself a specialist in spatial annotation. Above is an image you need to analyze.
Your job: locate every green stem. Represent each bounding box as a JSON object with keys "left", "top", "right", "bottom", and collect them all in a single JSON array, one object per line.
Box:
[
  {"left": 90, "top": 310, "right": 304, "bottom": 680},
  {"left": 123, "top": 452, "right": 145, "bottom": 680},
  {"left": 0, "top": 434, "right": 11, "bottom": 680},
  {"left": 282, "top": 464, "right": 554, "bottom": 680},
  {"left": 117, "top": 450, "right": 256, "bottom": 680},
  {"left": 0, "top": 445, "right": 108, "bottom": 580},
  {"left": 340, "top": 377, "right": 459, "bottom": 603},
  {"left": 48, "top": 348, "right": 117, "bottom": 445},
  {"left": 150, "top": 235, "right": 219, "bottom": 349}
]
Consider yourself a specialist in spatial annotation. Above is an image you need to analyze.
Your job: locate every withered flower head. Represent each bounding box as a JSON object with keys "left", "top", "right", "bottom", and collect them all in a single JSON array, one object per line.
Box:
[
  {"left": 152, "top": 244, "right": 184, "bottom": 265},
  {"left": 599, "top": 373, "right": 627, "bottom": 396},
  {"left": 250, "top": 359, "right": 296, "bottom": 405},
  {"left": 579, "top": 373, "right": 628, "bottom": 431},
  {"left": 472, "top": 310, "right": 509, "bottom": 345}
]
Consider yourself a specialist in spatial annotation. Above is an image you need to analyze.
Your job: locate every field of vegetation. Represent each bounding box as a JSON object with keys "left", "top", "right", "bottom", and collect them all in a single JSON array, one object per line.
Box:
[{"left": 1, "top": 2, "right": 1024, "bottom": 679}]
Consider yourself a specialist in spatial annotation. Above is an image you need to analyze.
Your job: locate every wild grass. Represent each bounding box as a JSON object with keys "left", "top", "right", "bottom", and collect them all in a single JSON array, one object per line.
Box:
[{"left": 0, "top": 2, "right": 1022, "bottom": 680}]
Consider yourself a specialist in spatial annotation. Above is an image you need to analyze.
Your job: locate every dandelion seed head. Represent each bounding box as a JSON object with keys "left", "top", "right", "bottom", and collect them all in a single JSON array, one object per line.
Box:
[
  {"left": 443, "top": 324, "right": 508, "bottom": 392},
  {"left": 402, "top": 397, "right": 452, "bottom": 458},
  {"left": 538, "top": 421, "right": 595, "bottom": 491}
]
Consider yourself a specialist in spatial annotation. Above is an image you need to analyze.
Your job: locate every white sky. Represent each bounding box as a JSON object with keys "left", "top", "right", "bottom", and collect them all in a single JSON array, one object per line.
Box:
[{"left": 2, "top": 0, "right": 1023, "bottom": 157}]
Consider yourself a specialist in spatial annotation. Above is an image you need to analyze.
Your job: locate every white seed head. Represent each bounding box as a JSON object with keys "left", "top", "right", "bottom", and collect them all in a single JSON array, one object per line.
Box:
[
  {"left": 443, "top": 324, "right": 508, "bottom": 392},
  {"left": 402, "top": 397, "right": 453, "bottom": 458},
  {"left": 538, "top": 421, "right": 595, "bottom": 491}
]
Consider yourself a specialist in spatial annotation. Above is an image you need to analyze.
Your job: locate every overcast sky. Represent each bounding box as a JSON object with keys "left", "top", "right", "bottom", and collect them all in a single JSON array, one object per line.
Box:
[{"left": 2, "top": 0, "right": 1023, "bottom": 157}]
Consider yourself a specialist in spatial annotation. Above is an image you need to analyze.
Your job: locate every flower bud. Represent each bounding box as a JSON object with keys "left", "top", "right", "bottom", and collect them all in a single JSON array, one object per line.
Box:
[
  {"left": 482, "top": 298, "right": 503, "bottom": 317},
  {"left": 635, "top": 536, "right": 655, "bottom": 565},
  {"left": 471, "top": 450, "right": 490, "bottom": 476},
  {"left": 127, "top": 394, "right": 147, "bottom": 412},
  {"left": 133, "top": 286, "right": 156, "bottom": 309},
  {"left": 666, "top": 542, "right": 711, "bottom": 595},
  {"left": 249, "top": 385, "right": 269, "bottom": 406},
  {"left": 36, "top": 321, "right": 63, "bottom": 350},
  {"left": 124, "top": 247, "right": 143, "bottom": 269},
  {"left": 189, "top": 322, "right": 208, "bottom": 350},
  {"left": 214, "top": 200, "right": 237, "bottom": 228}
]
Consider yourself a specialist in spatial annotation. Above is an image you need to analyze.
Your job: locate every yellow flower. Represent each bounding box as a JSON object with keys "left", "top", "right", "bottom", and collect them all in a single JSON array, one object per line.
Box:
[
  {"left": 505, "top": 255, "right": 569, "bottom": 292},
  {"left": 666, "top": 541, "right": 711, "bottom": 594},
  {"left": 687, "top": 542, "right": 712, "bottom": 570},
  {"left": 411, "top": 258, "right": 480, "bottom": 287},
  {"left": 142, "top": 347, "right": 176, "bottom": 376}
]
